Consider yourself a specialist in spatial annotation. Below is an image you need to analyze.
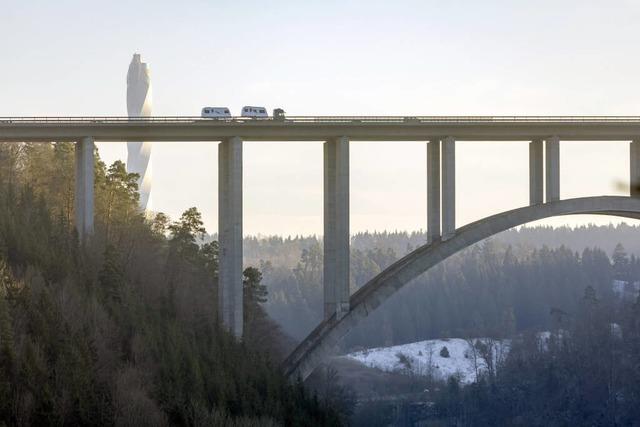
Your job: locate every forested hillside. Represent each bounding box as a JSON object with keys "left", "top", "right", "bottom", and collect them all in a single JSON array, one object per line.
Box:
[
  {"left": 0, "top": 143, "right": 342, "bottom": 426},
  {"left": 245, "top": 229, "right": 640, "bottom": 351}
]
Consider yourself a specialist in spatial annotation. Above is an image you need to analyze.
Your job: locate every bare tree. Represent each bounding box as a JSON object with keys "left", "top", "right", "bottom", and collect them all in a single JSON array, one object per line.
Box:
[{"left": 465, "top": 338, "right": 481, "bottom": 382}]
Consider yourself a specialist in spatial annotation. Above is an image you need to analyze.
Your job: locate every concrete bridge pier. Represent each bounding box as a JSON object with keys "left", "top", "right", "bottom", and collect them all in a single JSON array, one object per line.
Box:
[
  {"left": 218, "top": 136, "right": 243, "bottom": 337},
  {"left": 324, "top": 136, "right": 350, "bottom": 320},
  {"left": 75, "top": 136, "right": 94, "bottom": 240},
  {"left": 427, "top": 140, "right": 441, "bottom": 243},
  {"left": 545, "top": 136, "right": 560, "bottom": 201},
  {"left": 426, "top": 137, "right": 456, "bottom": 242},
  {"left": 631, "top": 140, "right": 640, "bottom": 197},
  {"left": 529, "top": 139, "right": 544, "bottom": 205},
  {"left": 441, "top": 137, "right": 456, "bottom": 240}
]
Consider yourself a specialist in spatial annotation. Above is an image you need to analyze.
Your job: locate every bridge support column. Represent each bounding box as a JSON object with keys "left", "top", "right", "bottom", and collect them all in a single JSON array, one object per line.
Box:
[
  {"left": 631, "top": 140, "right": 640, "bottom": 197},
  {"left": 441, "top": 137, "right": 455, "bottom": 240},
  {"left": 219, "top": 136, "right": 243, "bottom": 337},
  {"left": 529, "top": 139, "right": 544, "bottom": 205},
  {"left": 324, "top": 136, "right": 350, "bottom": 320},
  {"left": 427, "top": 140, "right": 441, "bottom": 243},
  {"left": 545, "top": 136, "right": 560, "bottom": 202},
  {"left": 75, "top": 136, "right": 94, "bottom": 240}
]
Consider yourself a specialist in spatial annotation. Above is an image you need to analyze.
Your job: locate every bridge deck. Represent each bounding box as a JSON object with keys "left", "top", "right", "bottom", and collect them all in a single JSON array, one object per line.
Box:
[{"left": 2, "top": 116, "right": 640, "bottom": 141}]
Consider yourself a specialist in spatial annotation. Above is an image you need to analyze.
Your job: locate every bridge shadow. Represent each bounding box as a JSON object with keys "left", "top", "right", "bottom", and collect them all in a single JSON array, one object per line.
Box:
[{"left": 283, "top": 196, "right": 640, "bottom": 380}]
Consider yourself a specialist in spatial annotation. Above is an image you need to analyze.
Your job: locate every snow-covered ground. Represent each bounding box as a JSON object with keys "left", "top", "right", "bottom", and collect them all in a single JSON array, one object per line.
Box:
[
  {"left": 613, "top": 280, "right": 640, "bottom": 299},
  {"left": 346, "top": 338, "right": 511, "bottom": 384},
  {"left": 348, "top": 280, "right": 631, "bottom": 385}
]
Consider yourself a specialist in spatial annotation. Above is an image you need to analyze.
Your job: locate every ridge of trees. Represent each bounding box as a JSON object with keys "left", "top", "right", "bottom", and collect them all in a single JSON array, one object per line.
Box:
[{"left": 256, "top": 236, "right": 627, "bottom": 348}]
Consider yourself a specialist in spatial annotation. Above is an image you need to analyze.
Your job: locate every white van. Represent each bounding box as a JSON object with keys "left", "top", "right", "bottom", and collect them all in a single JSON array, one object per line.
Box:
[
  {"left": 241, "top": 106, "right": 268, "bottom": 118},
  {"left": 201, "top": 107, "right": 231, "bottom": 118}
]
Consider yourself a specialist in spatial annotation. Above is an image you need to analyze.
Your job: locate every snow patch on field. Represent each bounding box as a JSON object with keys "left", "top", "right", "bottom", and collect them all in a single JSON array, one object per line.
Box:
[{"left": 346, "top": 338, "right": 510, "bottom": 384}]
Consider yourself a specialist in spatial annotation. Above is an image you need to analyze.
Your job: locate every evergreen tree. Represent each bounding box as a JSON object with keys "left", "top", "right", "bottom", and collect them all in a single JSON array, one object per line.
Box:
[
  {"left": 612, "top": 242, "right": 630, "bottom": 281},
  {"left": 439, "top": 346, "right": 450, "bottom": 358},
  {"left": 98, "top": 244, "right": 125, "bottom": 306}
]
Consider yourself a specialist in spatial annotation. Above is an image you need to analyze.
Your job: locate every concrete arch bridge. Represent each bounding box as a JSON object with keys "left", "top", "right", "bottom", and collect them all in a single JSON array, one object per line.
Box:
[{"left": 3, "top": 116, "right": 640, "bottom": 379}]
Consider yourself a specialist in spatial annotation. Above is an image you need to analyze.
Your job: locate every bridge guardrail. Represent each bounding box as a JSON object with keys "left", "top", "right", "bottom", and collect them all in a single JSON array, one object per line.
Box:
[{"left": 3, "top": 116, "right": 640, "bottom": 124}]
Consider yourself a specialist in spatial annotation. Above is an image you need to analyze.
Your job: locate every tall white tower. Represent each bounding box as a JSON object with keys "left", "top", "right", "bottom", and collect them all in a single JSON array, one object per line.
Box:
[{"left": 126, "top": 53, "right": 153, "bottom": 211}]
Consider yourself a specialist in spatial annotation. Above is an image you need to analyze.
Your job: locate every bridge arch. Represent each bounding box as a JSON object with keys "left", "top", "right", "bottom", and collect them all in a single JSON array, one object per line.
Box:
[{"left": 284, "top": 196, "right": 640, "bottom": 380}]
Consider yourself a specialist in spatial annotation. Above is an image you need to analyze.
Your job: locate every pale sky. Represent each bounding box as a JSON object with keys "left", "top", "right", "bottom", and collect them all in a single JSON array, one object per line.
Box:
[{"left": 2, "top": 0, "right": 640, "bottom": 236}]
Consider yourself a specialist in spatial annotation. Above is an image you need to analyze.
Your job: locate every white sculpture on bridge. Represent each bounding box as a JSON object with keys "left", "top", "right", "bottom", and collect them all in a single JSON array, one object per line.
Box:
[{"left": 126, "top": 53, "right": 153, "bottom": 211}]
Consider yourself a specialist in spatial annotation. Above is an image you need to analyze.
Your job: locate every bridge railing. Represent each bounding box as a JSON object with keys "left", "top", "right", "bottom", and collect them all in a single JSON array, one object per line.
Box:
[{"left": 3, "top": 116, "right": 640, "bottom": 124}]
